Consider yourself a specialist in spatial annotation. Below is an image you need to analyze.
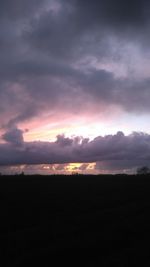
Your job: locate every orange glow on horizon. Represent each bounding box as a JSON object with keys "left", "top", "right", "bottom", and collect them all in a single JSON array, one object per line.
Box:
[{"left": 65, "top": 163, "right": 83, "bottom": 172}]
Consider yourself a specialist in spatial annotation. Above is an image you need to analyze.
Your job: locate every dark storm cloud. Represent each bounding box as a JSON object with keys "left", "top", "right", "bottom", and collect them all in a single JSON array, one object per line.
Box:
[
  {"left": 0, "top": 0, "right": 150, "bottom": 128},
  {"left": 1, "top": 129, "right": 150, "bottom": 171},
  {"left": 2, "top": 127, "right": 24, "bottom": 146},
  {"left": 81, "top": 70, "right": 150, "bottom": 113},
  {"left": 74, "top": 0, "right": 149, "bottom": 28},
  {"left": 0, "top": 0, "right": 45, "bottom": 19},
  {"left": 26, "top": 0, "right": 150, "bottom": 58}
]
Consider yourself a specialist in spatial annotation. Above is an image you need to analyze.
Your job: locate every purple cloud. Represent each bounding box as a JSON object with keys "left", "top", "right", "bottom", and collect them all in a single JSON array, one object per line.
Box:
[
  {"left": 2, "top": 127, "right": 24, "bottom": 146},
  {"left": 0, "top": 0, "right": 150, "bottom": 130},
  {"left": 0, "top": 0, "right": 150, "bottom": 174},
  {"left": 0, "top": 129, "right": 150, "bottom": 171}
]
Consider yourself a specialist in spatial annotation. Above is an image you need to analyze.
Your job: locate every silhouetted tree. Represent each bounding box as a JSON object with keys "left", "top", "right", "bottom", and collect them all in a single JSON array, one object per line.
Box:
[{"left": 137, "top": 166, "right": 150, "bottom": 175}]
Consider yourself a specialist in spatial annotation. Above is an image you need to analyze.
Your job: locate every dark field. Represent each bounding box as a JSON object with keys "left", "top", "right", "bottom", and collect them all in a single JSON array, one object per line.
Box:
[{"left": 1, "top": 174, "right": 150, "bottom": 266}]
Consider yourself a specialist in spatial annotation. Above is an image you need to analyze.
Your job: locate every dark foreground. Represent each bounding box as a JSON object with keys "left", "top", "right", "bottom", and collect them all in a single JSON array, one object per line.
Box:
[{"left": 1, "top": 174, "right": 150, "bottom": 266}]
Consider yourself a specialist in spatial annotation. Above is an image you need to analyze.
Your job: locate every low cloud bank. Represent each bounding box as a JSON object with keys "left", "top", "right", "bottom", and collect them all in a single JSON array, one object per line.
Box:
[{"left": 0, "top": 129, "right": 150, "bottom": 171}]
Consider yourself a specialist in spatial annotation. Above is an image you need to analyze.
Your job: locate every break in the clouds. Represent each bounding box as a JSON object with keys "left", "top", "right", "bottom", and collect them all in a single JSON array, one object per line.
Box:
[{"left": 1, "top": 0, "right": 150, "bottom": 172}]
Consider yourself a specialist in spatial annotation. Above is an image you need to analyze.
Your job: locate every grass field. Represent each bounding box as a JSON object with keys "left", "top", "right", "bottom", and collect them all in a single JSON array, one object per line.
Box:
[{"left": 1, "top": 174, "right": 150, "bottom": 266}]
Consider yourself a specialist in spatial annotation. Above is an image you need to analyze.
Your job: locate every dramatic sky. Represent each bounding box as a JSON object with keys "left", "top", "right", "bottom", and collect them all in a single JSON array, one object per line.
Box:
[{"left": 1, "top": 0, "right": 150, "bottom": 174}]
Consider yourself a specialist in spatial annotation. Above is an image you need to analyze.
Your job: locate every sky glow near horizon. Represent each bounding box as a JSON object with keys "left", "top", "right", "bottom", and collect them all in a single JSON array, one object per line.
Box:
[{"left": 1, "top": 0, "right": 150, "bottom": 174}]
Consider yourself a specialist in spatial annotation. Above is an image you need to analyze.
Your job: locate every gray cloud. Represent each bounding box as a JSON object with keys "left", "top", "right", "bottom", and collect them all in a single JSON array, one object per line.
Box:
[
  {"left": 74, "top": 0, "right": 149, "bottom": 28},
  {"left": 0, "top": 0, "right": 150, "bottom": 130},
  {"left": 0, "top": 0, "right": 45, "bottom": 20},
  {"left": 2, "top": 127, "right": 24, "bottom": 146},
  {"left": 26, "top": 0, "right": 150, "bottom": 60},
  {"left": 1, "top": 129, "right": 150, "bottom": 172}
]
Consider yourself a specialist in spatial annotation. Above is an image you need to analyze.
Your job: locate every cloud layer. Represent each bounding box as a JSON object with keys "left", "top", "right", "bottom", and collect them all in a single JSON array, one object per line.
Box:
[
  {"left": 0, "top": 129, "right": 150, "bottom": 172},
  {"left": 1, "top": 1, "right": 150, "bottom": 172},
  {"left": 0, "top": 0, "right": 150, "bottom": 129}
]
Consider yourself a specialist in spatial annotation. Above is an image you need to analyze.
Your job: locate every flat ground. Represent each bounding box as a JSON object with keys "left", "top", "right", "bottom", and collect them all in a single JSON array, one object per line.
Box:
[{"left": 0, "top": 174, "right": 150, "bottom": 266}]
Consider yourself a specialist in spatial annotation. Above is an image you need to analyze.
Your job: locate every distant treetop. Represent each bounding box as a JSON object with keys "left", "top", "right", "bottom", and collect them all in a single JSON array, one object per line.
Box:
[{"left": 137, "top": 166, "right": 150, "bottom": 175}]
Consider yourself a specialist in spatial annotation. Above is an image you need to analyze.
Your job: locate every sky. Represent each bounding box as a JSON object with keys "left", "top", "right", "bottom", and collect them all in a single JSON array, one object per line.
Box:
[{"left": 1, "top": 0, "right": 150, "bottom": 174}]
